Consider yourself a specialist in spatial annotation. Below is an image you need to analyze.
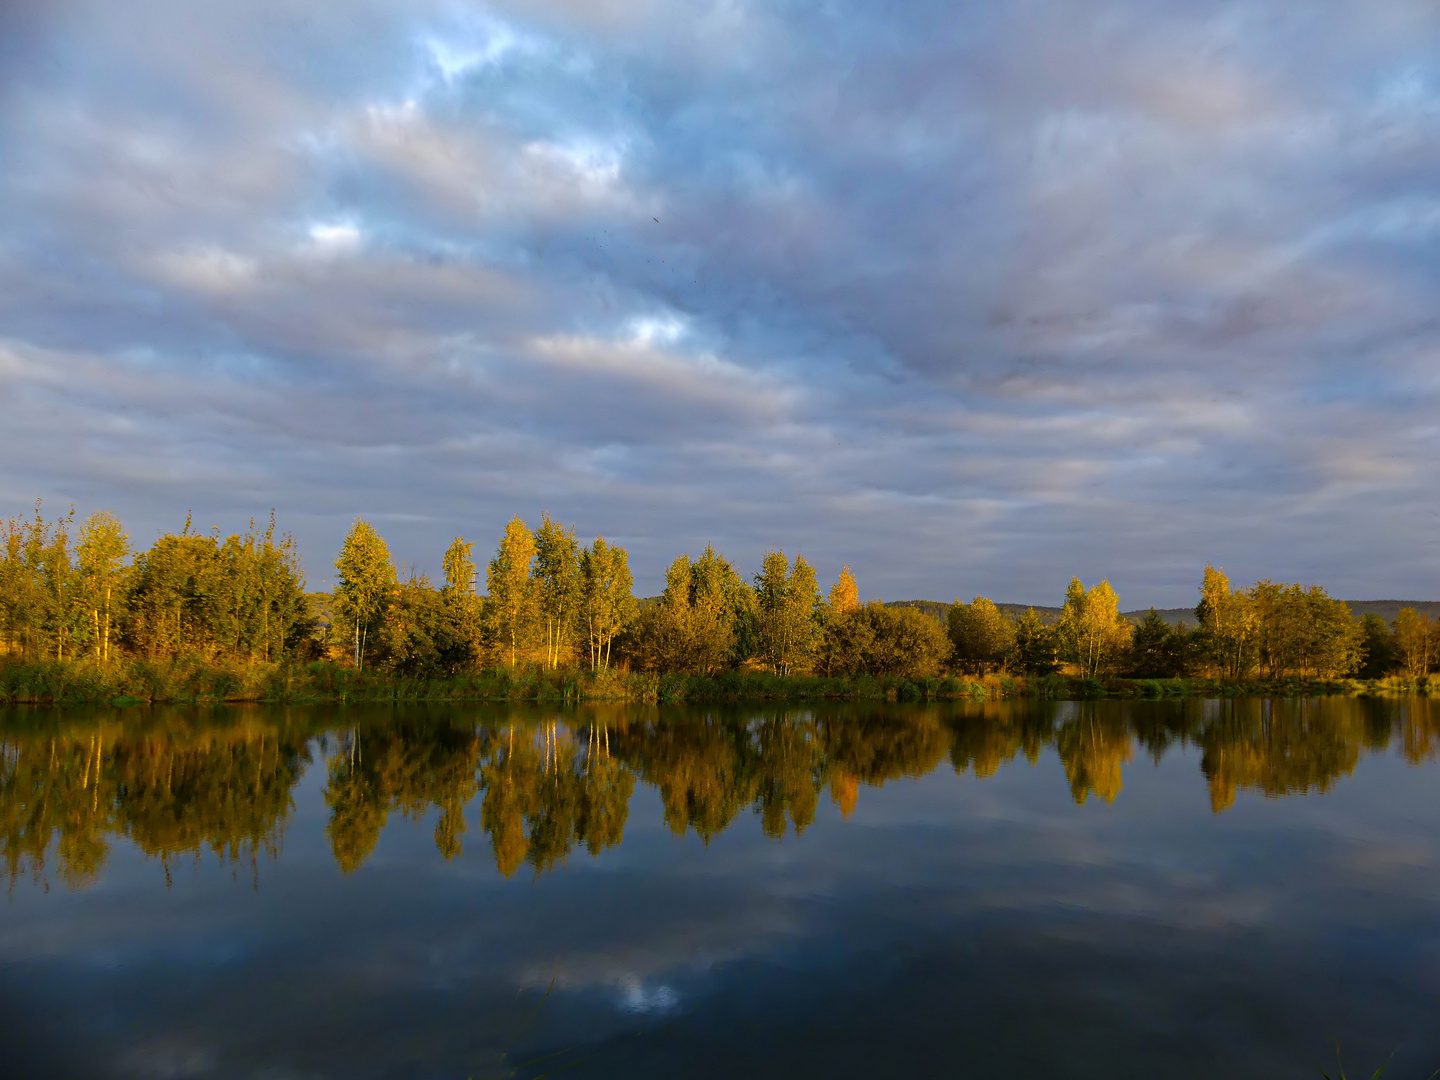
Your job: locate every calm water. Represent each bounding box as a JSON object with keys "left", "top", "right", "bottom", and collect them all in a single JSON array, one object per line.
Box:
[{"left": 3, "top": 698, "right": 1440, "bottom": 1079}]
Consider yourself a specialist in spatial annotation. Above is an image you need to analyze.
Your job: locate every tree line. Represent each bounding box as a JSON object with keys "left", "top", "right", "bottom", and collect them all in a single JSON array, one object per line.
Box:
[
  {"left": 4, "top": 503, "right": 1439, "bottom": 682},
  {"left": 6, "top": 698, "right": 1438, "bottom": 889}
]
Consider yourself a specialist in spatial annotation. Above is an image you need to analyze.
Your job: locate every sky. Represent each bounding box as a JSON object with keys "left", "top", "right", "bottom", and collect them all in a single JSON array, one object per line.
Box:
[{"left": 1, "top": 0, "right": 1438, "bottom": 605}]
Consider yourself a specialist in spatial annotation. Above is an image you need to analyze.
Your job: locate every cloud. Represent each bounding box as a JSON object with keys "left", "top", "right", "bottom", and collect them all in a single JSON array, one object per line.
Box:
[{"left": 1, "top": 0, "right": 1439, "bottom": 602}]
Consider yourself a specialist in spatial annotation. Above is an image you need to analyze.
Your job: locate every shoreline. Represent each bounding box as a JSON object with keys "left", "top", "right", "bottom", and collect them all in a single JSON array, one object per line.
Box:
[{"left": 1, "top": 659, "right": 1433, "bottom": 707}]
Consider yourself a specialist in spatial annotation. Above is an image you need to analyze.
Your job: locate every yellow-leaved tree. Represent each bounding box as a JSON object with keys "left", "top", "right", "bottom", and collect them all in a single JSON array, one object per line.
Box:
[
  {"left": 1054, "top": 578, "right": 1131, "bottom": 678},
  {"left": 486, "top": 516, "right": 536, "bottom": 667}
]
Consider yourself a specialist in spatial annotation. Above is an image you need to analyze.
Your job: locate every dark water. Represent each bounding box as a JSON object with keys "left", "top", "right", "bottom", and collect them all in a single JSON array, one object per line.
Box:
[{"left": 3, "top": 698, "right": 1440, "bottom": 1079}]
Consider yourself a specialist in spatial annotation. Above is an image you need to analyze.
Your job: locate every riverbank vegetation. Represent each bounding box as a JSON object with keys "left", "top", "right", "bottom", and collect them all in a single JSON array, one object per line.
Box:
[{"left": 3, "top": 502, "right": 1438, "bottom": 704}]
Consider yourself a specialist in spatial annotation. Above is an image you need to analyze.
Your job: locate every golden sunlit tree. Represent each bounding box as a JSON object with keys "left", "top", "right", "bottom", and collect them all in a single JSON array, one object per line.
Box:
[
  {"left": 334, "top": 520, "right": 396, "bottom": 670},
  {"left": 1195, "top": 565, "right": 1254, "bottom": 679},
  {"left": 532, "top": 513, "right": 580, "bottom": 669},
  {"left": 1054, "top": 579, "right": 1131, "bottom": 678},
  {"left": 947, "top": 596, "right": 1015, "bottom": 674},
  {"left": 1393, "top": 608, "right": 1436, "bottom": 678},
  {"left": 754, "top": 549, "right": 821, "bottom": 676},
  {"left": 486, "top": 516, "right": 537, "bottom": 667},
  {"left": 441, "top": 536, "right": 481, "bottom": 667},
  {"left": 827, "top": 566, "right": 858, "bottom": 613}
]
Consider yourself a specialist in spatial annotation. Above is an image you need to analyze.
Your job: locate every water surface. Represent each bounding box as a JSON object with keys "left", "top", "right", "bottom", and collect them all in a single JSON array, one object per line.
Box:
[{"left": 3, "top": 698, "right": 1439, "bottom": 1079}]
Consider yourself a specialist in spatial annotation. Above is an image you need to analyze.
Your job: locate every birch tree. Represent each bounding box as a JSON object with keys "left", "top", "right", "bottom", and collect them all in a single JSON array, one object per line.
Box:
[
  {"left": 1394, "top": 608, "right": 1436, "bottom": 678},
  {"left": 486, "top": 516, "right": 536, "bottom": 667},
  {"left": 579, "top": 537, "right": 635, "bottom": 671},
  {"left": 532, "top": 514, "right": 580, "bottom": 669},
  {"left": 1055, "top": 578, "right": 1131, "bottom": 678},
  {"left": 755, "top": 550, "right": 820, "bottom": 675},
  {"left": 334, "top": 520, "right": 395, "bottom": 670}
]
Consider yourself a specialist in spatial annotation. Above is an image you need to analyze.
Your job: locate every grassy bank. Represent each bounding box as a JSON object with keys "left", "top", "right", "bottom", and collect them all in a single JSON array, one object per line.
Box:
[{"left": 0, "top": 658, "right": 1434, "bottom": 706}]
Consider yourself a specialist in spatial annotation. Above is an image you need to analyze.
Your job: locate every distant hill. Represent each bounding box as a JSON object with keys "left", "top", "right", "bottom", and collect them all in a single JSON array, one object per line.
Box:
[{"left": 306, "top": 592, "right": 334, "bottom": 632}]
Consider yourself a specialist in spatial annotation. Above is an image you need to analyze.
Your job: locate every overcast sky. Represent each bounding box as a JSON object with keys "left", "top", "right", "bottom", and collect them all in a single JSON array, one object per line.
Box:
[{"left": 2, "top": 0, "right": 1438, "bottom": 604}]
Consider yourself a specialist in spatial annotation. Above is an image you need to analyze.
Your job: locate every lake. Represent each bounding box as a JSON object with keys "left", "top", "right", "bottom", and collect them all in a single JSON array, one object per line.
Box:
[{"left": 3, "top": 698, "right": 1439, "bottom": 1079}]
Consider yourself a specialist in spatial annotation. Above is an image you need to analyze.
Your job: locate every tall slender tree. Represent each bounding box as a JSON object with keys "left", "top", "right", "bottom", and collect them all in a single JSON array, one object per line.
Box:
[
  {"left": 755, "top": 550, "right": 821, "bottom": 675},
  {"left": 827, "top": 566, "right": 859, "bottom": 613},
  {"left": 532, "top": 514, "right": 580, "bottom": 669},
  {"left": 579, "top": 537, "right": 636, "bottom": 671},
  {"left": 1196, "top": 565, "right": 1253, "bottom": 679},
  {"left": 334, "top": 520, "right": 395, "bottom": 670},
  {"left": 487, "top": 516, "right": 536, "bottom": 667},
  {"left": 441, "top": 536, "right": 480, "bottom": 667}
]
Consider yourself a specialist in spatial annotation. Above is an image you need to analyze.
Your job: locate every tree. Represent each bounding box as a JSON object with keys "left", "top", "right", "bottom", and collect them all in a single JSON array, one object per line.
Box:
[
  {"left": 692, "top": 544, "right": 754, "bottom": 670},
  {"left": 1356, "top": 613, "right": 1397, "bottom": 679},
  {"left": 1055, "top": 579, "right": 1131, "bottom": 678},
  {"left": 38, "top": 509, "right": 85, "bottom": 662},
  {"left": 1010, "top": 608, "right": 1058, "bottom": 675},
  {"left": 1196, "top": 565, "right": 1254, "bottom": 679},
  {"left": 629, "top": 545, "right": 754, "bottom": 674},
  {"left": 827, "top": 566, "right": 858, "bottom": 613},
  {"left": 487, "top": 516, "right": 536, "bottom": 667},
  {"left": 578, "top": 537, "right": 636, "bottom": 671},
  {"left": 442, "top": 537, "right": 475, "bottom": 596},
  {"left": 532, "top": 514, "right": 580, "bottom": 669},
  {"left": 813, "top": 607, "right": 877, "bottom": 676},
  {"left": 334, "top": 520, "right": 395, "bottom": 670},
  {"left": 812, "top": 602, "right": 949, "bottom": 679},
  {"left": 1394, "top": 608, "right": 1436, "bottom": 678},
  {"left": 371, "top": 573, "right": 470, "bottom": 677},
  {"left": 863, "top": 603, "right": 950, "bottom": 678},
  {"left": 1246, "top": 581, "right": 1359, "bottom": 678},
  {"left": 126, "top": 529, "right": 226, "bottom": 660},
  {"left": 947, "top": 597, "right": 1014, "bottom": 674},
  {"left": 441, "top": 537, "right": 480, "bottom": 669},
  {"left": 1127, "top": 609, "right": 1190, "bottom": 678},
  {"left": 755, "top": 549, "right": 820, "bottom": 675}
]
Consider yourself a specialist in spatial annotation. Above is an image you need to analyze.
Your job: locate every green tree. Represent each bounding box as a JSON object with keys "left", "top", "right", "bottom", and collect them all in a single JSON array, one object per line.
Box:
[
  {"left": 947, "top": 596, "right": 1015, "bottom": 674},
  {"left": 441, "top": 537, "right": 481, "bottom": 668},
  {"left": 754, "top": 549, "right": 821, "bottom": 675},
  {"left": 631, "top": 545, "right": 753, "bottom": 674},
  {"left": 1010, "top": 607, "right": 1058, "bottom": 675},
  {"left": 813, "top": 606, "right": 877, "bottom": 676},
  {"left": 845, "top": 603, "right": 950, "bottom": 678},
  {"left": 1127, "top": 609, "right": 1189, "bottom": 678},
  {"left": 125, "top": 526, "right": 226, "bottom": 659},
  {"left": 371, "top": 574, "right": 470, "bottom": 677},
  {"left": 1247, "top": 581, "right": 1359, "bottom": 678},
  {"left": 334, "top": 520, "right": 395, "bottom": 670},
  {"left": 578, "top": 537, "right": 636, "bottom": 671},
  {"left": 532, "top": 514, "right": 580, "bottom": 669},
  {"left": 487, "top": 516, "right": 537, "bottom": 667},
  {"left": 1356, "top": 613, "right": 1397, "bottom": 679}
]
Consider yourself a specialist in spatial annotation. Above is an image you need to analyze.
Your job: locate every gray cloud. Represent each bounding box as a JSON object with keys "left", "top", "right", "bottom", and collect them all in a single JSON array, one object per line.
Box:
[{"left": 2, "top": 0, "right": 1439, "bottom": 603}]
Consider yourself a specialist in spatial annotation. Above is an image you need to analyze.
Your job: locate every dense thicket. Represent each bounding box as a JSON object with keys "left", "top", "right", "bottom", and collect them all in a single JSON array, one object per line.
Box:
[
  {"left": 2, "top": 506, "right": 310, "bottom": 665},
  {"left": 3, "top": 504, "right": 1437, "bottom": 682}
]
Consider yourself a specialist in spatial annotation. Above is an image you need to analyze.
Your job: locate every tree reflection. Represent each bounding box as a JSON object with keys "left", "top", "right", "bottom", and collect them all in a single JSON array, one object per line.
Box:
[
  {"left": 1, "top": 711, "right": 309, "bottom": 890},
  {"left": 4, "top": 696, "right": 1437, "bottom": 889}
]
